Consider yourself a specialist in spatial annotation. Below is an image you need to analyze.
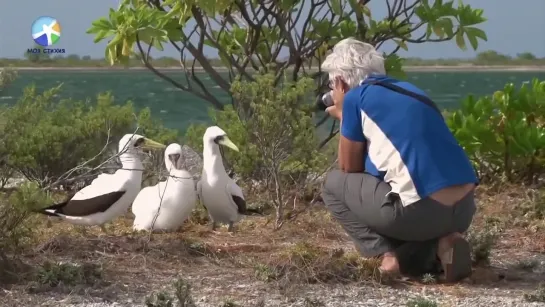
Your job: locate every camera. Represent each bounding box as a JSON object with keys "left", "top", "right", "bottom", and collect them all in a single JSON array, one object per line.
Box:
[{"left": 314, "top": 90, "right": 334, "bottom": 111}]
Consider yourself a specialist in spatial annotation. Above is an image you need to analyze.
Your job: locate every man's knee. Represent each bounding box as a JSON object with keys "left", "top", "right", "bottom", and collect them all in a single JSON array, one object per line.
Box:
[
  {"left": 321, "top": 169, "right": 344, "bottom": 205},
  {"left": 322, "top": 169, "right": 344, "bottom": 194}
]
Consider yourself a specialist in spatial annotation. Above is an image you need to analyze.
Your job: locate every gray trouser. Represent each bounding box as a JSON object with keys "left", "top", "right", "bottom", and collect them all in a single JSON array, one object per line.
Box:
[{"left": 321, "top": 170, "right": 476, "bottom": 266}]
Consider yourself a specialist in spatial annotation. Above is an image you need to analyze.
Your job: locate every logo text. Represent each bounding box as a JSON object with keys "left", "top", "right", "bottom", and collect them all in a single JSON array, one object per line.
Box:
[{"left": 26, "top": 48, "right": 66, "bottom": 54}]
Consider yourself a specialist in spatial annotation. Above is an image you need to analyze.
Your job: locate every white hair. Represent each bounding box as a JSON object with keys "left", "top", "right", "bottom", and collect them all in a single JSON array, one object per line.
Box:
[{"left": 321, "top": 38, "right": 386, "bottom": 88}]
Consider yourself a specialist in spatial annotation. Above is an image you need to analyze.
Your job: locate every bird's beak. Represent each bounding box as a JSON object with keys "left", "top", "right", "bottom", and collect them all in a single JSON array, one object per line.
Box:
[
  {"left": 141, "top": 138, "right": 166, "bottom": 150},
  {"left": 168, "top": 154, "right": 181, "bottom": 169},
  {"left": 218, "top": 136, "right": 239, "bottom": 152}
]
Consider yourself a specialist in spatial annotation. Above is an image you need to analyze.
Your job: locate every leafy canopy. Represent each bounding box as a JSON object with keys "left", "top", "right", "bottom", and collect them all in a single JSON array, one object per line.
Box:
[{"left": 87, "top": 0, "right": 487, "bottom": 110}]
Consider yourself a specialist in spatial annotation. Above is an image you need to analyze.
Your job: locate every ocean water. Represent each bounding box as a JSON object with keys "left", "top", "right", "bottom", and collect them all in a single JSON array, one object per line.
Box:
[{"left": 1, "top": 70, "right": 544, "bottom": 132}]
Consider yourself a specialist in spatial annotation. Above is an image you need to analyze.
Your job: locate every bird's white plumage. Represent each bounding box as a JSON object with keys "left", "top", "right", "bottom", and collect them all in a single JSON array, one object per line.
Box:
[
  {"left": 198, "top": 126, "right": 244, "bottom": 225},
  {"left": 132, "top": 143, "right": 197, "bottom": 231},
  {"left": 46, "top": 134, "right": 151, "bottom": 226},
  {"left": 69, "top": 173, "right": 125, "bottom": 201}
]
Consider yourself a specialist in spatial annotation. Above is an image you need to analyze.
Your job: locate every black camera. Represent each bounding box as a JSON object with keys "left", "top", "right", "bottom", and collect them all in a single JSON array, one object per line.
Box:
[{"left": 314, "top": 90, "right": 334, "bottom": 111}]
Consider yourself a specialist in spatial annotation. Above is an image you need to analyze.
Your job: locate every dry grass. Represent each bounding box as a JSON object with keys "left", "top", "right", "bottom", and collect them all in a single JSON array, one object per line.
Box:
[{"left": 0, "top": 185, "right": 544, "bottom": 305}]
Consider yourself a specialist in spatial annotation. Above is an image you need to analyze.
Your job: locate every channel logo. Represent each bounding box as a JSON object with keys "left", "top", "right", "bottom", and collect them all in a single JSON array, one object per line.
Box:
[{"left": 28, "top": 16, "right": 66, "bottom": 54}]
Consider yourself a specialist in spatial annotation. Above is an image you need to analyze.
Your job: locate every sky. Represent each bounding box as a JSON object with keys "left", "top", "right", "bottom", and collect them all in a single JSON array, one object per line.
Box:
[{"left": 0, "top": 0, "right": 544, "bottom": 59}]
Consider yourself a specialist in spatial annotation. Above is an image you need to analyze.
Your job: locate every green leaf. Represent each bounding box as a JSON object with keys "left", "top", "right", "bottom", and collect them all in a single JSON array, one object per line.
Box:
[
  {"left": 425, "top": 24, "right": 433, "bottom": 39},
  {"left": 107, "top": 33, "right": 124, "bottom": 48},
  {"left": 338, "top": 20, "right": 357, "bottom": 37},
  {"left": 455, "top": 30, "right": 466, "bottom": 50},
  {"left": 329, "top": 0, "right": 343, "bottom": 16},
  {"left": 384, "top": 53, "right": 406, "bottom": 79},
  {"left": 93, "top": 30, "right": 112, "bottom": 43},
  {"left": 439, "top": 18, "right": 454, "bottom": 37},
  {"left": 463, "top": 26, "right": 487, "bottom": 50},
  {"left": 393, "top": 39, "right": 408, "bottom": 51},
  {"left": 138, "top": 27, "right": 168, "bottom": 45},
  {"left": 279, "top": 0, "right": 295, "bottom": 11},
  {"left": 361, "top": 4, "right": 371, "bottom": 17},
  {"left": 432, "top": 24, "right": 444, "bottom": 38},
  {"left": 200, "top": 0, "right": 217, "bottom": 15},
  {"left": 347, "top": 0, "right": 361, "bottom": 14},
  {"left": 105, "top": 46, "right": 116, "bottom": 66},
  {"left": 414, "top": 6, "right": 428, "bottom": 20},
  {"left": 466, "top": 31, "right": 479, "bottom": 51},
  {"left": 151, "top": 38, "right": 164, "bottom": 51},
  {"left": 464, "top": 27, "right": 487, "bottom": 41},
  {"left": 310, "top": 19, "right": 332, "bottom": 37}
]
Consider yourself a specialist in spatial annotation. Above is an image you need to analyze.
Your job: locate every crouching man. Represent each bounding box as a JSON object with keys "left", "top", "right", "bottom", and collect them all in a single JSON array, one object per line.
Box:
[{"left": 320, "top": 38, "right": 478, "bottom": 282}]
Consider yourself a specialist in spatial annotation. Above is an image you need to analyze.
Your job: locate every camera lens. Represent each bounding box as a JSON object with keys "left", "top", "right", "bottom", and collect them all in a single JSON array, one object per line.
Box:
[
  {"left": 315, "top": 91, "right": 334, "bottom": 111},
  {"left": 322, "top": 91, "right": 334, "bottom": 107}
]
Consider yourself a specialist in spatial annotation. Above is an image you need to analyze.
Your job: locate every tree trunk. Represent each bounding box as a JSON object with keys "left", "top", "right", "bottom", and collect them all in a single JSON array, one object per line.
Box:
[{"left": 273, "top": 170, "right": 284, "bottom": 230}]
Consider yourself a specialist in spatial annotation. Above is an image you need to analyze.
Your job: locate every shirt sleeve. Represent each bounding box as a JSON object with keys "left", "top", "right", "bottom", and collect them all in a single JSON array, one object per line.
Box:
[{"left": 340, "top": 89, "right": 366, "bottom": 142}]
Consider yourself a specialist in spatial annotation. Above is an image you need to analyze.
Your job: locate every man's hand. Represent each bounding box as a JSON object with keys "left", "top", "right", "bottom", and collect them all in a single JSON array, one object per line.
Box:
[
  {"left": 325, "top": 105, "right": 342, "bottom": 121},
  {"left": 326, "top": 76, "right": 347, "bottom": 121}
]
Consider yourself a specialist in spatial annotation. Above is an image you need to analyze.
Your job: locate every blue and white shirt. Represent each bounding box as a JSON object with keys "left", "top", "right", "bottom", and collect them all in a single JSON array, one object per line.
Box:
[{"left": 341, "top": 75, "right": 478, "bottom": 206}]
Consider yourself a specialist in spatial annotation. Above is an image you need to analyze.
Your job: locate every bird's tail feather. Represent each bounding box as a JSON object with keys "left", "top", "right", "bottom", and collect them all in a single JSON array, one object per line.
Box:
[
  {"left": 32, "top": 201, "right": 68, "bottom": 217},
  {"left": 32, "top": 208, "right": 61, "bottom": 217}
]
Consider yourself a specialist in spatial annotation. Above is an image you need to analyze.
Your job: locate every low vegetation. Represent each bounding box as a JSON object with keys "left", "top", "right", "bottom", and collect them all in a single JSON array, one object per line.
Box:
[
  {"left": 524, "top": 283, "right": 545, "bottom": 303},
  {"left": 185, "top": 74, "right": 328, "bottom": 229},
  {"left": 447, "top": 79, "right": 545, "bottom": 184},
  {"left": 0, "top": 67, "right": 17, "bottom": 91},
  {"left": 0, "top": 69, "right": 544, "bottom": 305},
  {"left": 406, "top": 297, "right": 438, "bottom": 307}
]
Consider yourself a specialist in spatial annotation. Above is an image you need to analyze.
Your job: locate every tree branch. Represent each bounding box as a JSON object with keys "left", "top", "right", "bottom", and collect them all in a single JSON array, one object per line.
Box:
[{"left": 135, "top": 35, "right": 223, "bottom": 109}]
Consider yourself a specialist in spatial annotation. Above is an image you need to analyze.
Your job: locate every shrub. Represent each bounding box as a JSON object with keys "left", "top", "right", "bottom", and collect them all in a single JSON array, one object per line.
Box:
[
  {"left": 0, "top": 67, "right": 17, "bottom": 91},
  {"left": 185, "top": 74, "right": 327, "bottom": 229},
  {"left": 0, "top": 182, "right": 52, "bottom": 283},
  {"left": 0, "top": 84, "right": 178, "bottom": 187},
  {"left": 466, "top": 222, "right": 499, "bottom": 265},
  {"left": 0, "top": 182, "right": 52, "bottom": 252},
  {"left": 36, "top": 261, "right": 103, "bottom": 287},
  {"left": 0, "top": 68, "right": 17, "bottom": 188},
  {"left": 524, "top": 283, "right": 545, "bottom": 303},
  {"left": 0, "top": 85, "right": 177, "bottom": 281},
  {"left": 145, "top": 277, "right": 196, "bottom": 307},
  {"left": 447, "top": 79, "right": 545, "bottom": 184},
  {"left": 406, "top": 297, "right": 438, "bottom": 307}
]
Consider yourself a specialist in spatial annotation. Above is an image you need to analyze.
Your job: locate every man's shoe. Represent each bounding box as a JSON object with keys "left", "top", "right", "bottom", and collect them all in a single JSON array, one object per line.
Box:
[{"left": 437, "top": 232, "right": 472, "bottom": 282}]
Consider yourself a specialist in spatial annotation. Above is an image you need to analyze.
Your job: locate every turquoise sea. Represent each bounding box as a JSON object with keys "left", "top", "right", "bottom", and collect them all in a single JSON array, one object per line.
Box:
[{"left": 2, "top": 70, "right": 545, "bottom": 132}]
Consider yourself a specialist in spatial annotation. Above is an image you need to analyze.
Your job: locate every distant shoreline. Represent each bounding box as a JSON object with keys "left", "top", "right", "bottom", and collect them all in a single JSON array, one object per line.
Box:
[{"left": 10, "top": 65, "right": 545, "bottom": 72}]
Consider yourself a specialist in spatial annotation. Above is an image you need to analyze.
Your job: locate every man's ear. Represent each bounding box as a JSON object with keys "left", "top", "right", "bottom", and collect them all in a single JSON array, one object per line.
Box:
[
  {"left": 335, "top": 76, "right": 349, "bottom": 93},
  {"left": 334, "top": 76, "right": 344, "bottom": 90}
]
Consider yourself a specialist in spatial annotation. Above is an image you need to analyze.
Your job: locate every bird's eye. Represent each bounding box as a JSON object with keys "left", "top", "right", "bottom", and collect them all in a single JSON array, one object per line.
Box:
[
  {"left": 134, "top": 138, "right": 145, "bottom": 147},
  {"left": 213, "top": 135, "right": 224, "bottom": 144}
]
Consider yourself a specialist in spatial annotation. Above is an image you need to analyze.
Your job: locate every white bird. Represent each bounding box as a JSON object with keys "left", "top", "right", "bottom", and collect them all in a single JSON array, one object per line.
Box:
[
  {"left": 197, "top": 126, "right": 249, "bottom": 233},
  {"left": 131, "top": 143, "right": 197, "bottom": 232},
  {"left": 35, "top": 134, "right": 165, "bottom": 226}
]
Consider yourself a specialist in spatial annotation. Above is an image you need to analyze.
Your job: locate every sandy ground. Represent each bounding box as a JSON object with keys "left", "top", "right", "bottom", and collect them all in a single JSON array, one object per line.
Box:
[{"left": 1, "top": 185, "right": 545, "bottom": 307}]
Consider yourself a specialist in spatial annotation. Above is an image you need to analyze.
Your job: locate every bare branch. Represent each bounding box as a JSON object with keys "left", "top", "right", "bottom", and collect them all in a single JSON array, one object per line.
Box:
[
  {"left": 45, "top": 121, "right": 142, "bottom": 191},
  {"left": 135, "top": 35, "right": 222, "bottom": 109}
]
